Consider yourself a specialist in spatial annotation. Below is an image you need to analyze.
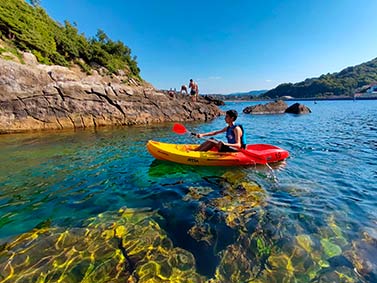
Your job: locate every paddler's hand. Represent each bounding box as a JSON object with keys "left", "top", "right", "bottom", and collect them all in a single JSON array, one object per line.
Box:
[{"left": 196, "top": 133, "right": 202, "bottom": 138}]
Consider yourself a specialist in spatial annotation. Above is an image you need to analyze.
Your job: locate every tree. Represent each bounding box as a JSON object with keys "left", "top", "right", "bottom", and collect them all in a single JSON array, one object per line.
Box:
[
  {"left": 95, "top": 29, "right": 109, "bottom": 43},
  {"left": 1, "top": 0, "right": 141, "bottom": 78},
  {"left": 29, "top": 0, "right": 41, "bottom": 7}
]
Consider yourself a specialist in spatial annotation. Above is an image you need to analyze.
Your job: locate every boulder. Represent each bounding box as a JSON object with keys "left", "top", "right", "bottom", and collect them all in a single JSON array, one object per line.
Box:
[
  {"left": 285, "top": 103, "right": 311, "bottom": 114},
  {"left": 243, "top": 100, "right": 288, "bottom": 114},
  {"left": 203, "top": 95, "right": 225, "bottom": 106},
  {"left": 22, "top": 51, "right": 38, "bottom": 65}
]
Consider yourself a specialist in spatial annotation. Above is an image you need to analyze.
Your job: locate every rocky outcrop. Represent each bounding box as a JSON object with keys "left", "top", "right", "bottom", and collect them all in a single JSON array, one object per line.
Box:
[
  {"left": 285, "top": 103, "right": 312, "bottom": 114},
  {"left": 243, "top": 100, "right": 288, "bottom": 114},
  {"left": 0, "top": 58, "right": 221, "bottom": 133},
  {"left": 203, "top": 95, "right": 225, "bottom": 106},
  {"left": 243, "top": 100, "right": 311, "bottom": 115}
]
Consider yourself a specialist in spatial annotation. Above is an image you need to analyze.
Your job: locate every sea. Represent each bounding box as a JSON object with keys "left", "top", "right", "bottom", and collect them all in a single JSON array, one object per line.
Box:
[{"left": 0, "top": 99, "right": 376, "bottom": 282}]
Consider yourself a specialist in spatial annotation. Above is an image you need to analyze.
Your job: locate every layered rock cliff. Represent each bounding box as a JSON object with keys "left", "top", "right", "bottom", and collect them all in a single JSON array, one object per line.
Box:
[{"left": 0, "top": 56, "right": 221, "bottom": 133}]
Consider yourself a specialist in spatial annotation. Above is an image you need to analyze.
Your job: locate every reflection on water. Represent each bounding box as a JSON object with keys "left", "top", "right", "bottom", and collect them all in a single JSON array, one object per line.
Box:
[{"left": 0, "top": 100, "right": 376, "bottom": 282}]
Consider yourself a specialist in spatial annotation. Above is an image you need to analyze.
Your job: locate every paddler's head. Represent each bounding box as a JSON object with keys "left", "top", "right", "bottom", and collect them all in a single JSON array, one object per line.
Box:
[{"left": 225, "top": 109, "right": 238, "bottom": 122}]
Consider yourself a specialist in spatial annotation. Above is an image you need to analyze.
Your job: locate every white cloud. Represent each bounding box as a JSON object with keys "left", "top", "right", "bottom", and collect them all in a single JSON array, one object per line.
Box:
[
  {"left": 208, "top": 76, "right": 222, "bottom": 80},
  {"left": 198, "top": 76, "right": 222, "bottom": 82}
]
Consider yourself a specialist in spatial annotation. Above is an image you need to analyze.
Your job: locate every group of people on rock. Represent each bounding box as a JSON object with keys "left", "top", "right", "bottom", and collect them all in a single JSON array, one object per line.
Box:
[
  {"left": 167, "top": 79, "right": 198, "bottom": 101},
  {"left": 178, "top": 79, "right": 199, "bottom": 102}
]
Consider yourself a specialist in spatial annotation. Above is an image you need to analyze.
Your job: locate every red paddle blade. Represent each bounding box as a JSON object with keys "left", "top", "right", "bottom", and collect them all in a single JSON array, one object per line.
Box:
[{"left": 172, "top": 123, "right": 187, "bottom": 135}]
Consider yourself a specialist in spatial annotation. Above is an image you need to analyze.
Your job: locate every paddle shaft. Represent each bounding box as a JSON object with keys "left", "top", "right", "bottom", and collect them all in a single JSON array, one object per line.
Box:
[{"left": 188, "top": 131, "right": 218, "bottom": 143}]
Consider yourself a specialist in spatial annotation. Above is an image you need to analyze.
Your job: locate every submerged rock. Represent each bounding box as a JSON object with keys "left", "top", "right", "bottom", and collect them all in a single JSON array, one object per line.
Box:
[
  {"left": 181, "top": 171, "right": 272, "bottom": 282},
  {"left": 344, "top": 231, "right": 377, "bottom": 282},
  {"left": 0, "top": 207, "right": 205, "bottom": 283},
  {"left": 0, "top": 226, "right": 130, "bottom": 283}
]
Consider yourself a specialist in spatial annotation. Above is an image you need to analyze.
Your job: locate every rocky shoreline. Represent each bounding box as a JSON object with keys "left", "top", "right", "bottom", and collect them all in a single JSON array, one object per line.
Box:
[{"left": 0, "top": 57, "right": 221, "bottom": 134}]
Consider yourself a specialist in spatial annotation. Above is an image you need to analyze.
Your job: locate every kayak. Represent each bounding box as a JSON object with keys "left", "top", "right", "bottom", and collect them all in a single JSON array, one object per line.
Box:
[{"left": 146, "top": 140, "right": 289, "bottom": 166}]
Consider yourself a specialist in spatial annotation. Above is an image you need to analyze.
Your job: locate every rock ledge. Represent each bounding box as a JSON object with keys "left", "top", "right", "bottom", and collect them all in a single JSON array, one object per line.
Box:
[{"left": 0, "top": 58, "right": 221, "bottom": 133}]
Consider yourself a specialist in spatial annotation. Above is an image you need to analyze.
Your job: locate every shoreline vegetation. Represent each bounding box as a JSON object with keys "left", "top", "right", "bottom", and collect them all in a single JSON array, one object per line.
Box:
[{"left": 0, "top": 0, "right": 141, "bottom": 79}]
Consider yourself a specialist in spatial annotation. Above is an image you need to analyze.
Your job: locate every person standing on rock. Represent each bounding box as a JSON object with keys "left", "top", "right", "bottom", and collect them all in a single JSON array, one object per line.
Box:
[{"left": 189, "top": 79, "right": 199, "bottom": 102}]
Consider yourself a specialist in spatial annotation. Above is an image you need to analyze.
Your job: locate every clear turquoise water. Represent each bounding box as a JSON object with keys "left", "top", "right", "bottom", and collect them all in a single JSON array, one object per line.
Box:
[{"left": 0, "top": 100, "right": 376, "bottom": 281}]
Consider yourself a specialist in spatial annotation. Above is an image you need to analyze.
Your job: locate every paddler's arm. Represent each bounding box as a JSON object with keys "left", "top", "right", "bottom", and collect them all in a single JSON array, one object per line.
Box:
[{"left": 196, "top": 127, "right": 227, "bottom": 138}]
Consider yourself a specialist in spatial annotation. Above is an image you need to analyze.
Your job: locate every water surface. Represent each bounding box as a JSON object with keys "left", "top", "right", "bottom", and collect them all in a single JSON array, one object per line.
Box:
[{"left": 0, "top": 100, "right": 376, "bottom": 282}]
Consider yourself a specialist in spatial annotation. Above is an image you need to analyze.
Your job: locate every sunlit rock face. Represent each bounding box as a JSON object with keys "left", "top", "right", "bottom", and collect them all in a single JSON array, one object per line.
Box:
[{"left": 0, "top": 58, "right": 221, "bottom": 133}]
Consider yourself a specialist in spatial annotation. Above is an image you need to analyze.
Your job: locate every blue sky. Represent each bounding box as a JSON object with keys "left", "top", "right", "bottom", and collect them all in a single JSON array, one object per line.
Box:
[{"left": 41, "top": 0, "right": 377, "bottom": 94}]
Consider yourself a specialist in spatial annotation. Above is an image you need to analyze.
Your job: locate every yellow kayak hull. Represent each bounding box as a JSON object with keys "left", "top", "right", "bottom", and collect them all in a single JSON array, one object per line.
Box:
[{"left": 147, "top": 140, "right": 289, "bottom": 166}]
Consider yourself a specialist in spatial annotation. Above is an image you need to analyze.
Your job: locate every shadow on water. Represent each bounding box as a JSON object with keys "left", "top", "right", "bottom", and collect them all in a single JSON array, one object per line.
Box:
[
  {"left": 157, "top": 201, "right": 237, "bottom": 277},
  {"left": 147, "top": 159, "right": 237, "bottom": 276},
  {"left": 145, "top": 159, "right": 280, "bottom": 278},
  {"left": 147, "top": 159, "right": 231, "bottom": 178},
  {"left": 147, "top": 158, "right": 288, "bottom": 180}
]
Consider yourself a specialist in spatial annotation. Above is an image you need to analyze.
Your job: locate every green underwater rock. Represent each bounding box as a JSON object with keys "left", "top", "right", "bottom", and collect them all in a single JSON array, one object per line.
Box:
[
  {"left": 320, "top": 238, "right": 342, "bottom": 258},
  {"left": 202, "top": 172, "right": 275, "bottom": 282},
  {"left": 212, "top": 235, "right": 264, "bottom": 283},
  {"left": 344, "top": 230, "right": 377, "bottom": 282},
  {"left": 208, "top": 171, "right": 267, "bottom": 230},
  {"left": 183, "top": 186, "right": 214, "bottom": 201},
  {"left": 296, "top": 234, "right": 313, "bottom": 253},
  {"left": 0, "top": 207, "right": 205, "bottom": 283},
  {"left": 0, "top": 226, "right": 129, "bottom": 283}
]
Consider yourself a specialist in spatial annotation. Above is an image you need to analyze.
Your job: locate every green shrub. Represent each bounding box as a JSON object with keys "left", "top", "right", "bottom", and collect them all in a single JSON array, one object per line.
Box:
[
  {"left": 75, "top": 59, "right": 92, "bottom": 75},
  {"left": 31, "top": 49, "right": 49, "bottom": 64},
  {"left": 49, "top": 51, "right": 68, "bottom": 66},
  {"left": 0, "top": 0, "right": 141, "bottom": 78}
]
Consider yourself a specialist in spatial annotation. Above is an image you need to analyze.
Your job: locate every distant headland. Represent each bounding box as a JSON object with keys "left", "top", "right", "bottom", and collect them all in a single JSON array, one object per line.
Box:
[{"left": 205, "top": 57, "right": 377, "bottom": 101}]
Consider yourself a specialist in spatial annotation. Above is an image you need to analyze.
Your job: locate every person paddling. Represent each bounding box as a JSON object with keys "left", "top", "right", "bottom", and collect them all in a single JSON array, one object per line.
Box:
[{"left": 194, "top": 109, "right": 246, "bottom": 152}]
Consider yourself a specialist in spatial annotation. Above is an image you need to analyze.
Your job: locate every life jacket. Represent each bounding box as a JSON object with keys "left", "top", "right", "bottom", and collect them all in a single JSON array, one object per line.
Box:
[{"left": 226, "top": 124, "right": 247, "bottom": 149}]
